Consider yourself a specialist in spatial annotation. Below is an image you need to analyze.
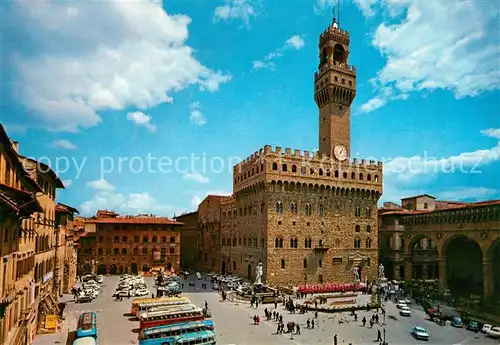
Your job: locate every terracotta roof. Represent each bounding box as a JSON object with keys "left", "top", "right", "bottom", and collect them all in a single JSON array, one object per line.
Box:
[
  {"left": 56, "top": 203, "right": 79, "bottom": 214},
  {"left": 18, "top": 156, "right": 65, "bottom": 188},
  {"left": 379, "top": 199, "right": 500, "bottom": 216},
  {"left": 0, "top": 183, "right": 43, "bottom": 216},
  {"left": 401, "top": 194, "right": 436, "bottom": 200},
  {"left": 85, "top": 217, "right": 183, "bottom": 225}
]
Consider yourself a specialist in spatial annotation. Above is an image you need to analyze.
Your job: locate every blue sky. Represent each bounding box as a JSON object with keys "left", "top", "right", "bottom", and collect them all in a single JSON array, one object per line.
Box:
[{"left": 1, "top": 0, "right": 499, "bottom": 217}]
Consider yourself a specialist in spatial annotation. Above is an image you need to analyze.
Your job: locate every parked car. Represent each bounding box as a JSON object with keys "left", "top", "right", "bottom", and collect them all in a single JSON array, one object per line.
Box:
[
  {"left": 487, "top": 327, "right": 500, "bottom": 339},
  {"left": 483, "top": 324, "right": 493, "bottom": 333},
  {"left": 411, "top": 326, "right": 430, "bottom": 340},
  {"left": 451, "top": 317, "right": 463, "bottom": 328},
  {"left": 400, "top": 306, "right": 411, "bottom": 317},
  {"left": 96, "top": 275, "right": 104, "bottom": 283},
  {"left": 397, "top": 302, "right": 407, "bottom": 309},
  {"left": 196, "top": 272, "right": 202, "bottom": 280},
  {"left": 467, "top": 320, "right": 480, "bottom": 332},
  {"left": 212, "top": 283, "right": 219, "bottom": 290},
  {"left": 135, "top": 289, "right": 149, "bottom": 296},
  {"left": 189, "top": 281, "right": 195, "bottom": 286},
  {"left": 76, "top": 294, "right": 93, "bottom": 303}
]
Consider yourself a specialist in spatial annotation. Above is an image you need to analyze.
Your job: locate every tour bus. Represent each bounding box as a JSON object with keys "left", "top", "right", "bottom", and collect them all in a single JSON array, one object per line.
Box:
[
  {"left": 138, "top": 303, "right": 198, "bottom": 320},
  {"left": 138, "top": 320, "right": 214, "bottom": 345},
  {"left": 76, "top": 312, "right": 98, "bottom": 339},
  {"left": 135, "top": 299, "right": 192, "bottom": 318},
  {"left": 140, "top": 307, "right": 205, "bottom": 329},
  {"left": 173, "top": 330, "right": 216, "bottom": 345},
  {"left": 73, "top": 337, "right": 97, "bottom": 345},
  {"left": 131, "top": 297, "right": 190, "bottom": 316}
]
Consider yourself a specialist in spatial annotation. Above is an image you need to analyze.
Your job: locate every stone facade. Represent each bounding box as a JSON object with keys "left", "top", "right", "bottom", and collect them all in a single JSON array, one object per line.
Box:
[
  {"left": 55, "top": 204, "right": 78, "bottom": 294},
  {"left": 379, "top": 195, "right": 500, "bottom": 298},
  {"left": 176, "top": 211, "right": 198, "bottom": 269},
  {"left": 185, "top": 19, "right": 383, "bottom": 287},
  {"left": 77, "top": 211, "right": 183, "bottom": 275}
]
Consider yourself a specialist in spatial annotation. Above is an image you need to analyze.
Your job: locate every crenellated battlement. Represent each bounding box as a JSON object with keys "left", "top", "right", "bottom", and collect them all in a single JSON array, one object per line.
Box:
[
  {"left": 235, "top": 145, "right": 383, "bottom": 170},
  {"left": 315, "top": 63, "right": 356, "bottom": 80},
  {"left": 319, "top": 26, "right": 349, "bottom": 45}
]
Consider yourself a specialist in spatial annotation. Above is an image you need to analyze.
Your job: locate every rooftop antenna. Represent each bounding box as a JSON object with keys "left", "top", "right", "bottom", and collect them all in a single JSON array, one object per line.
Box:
[{"left": 337, "top": 0, "right": 340, "bottom": 27}]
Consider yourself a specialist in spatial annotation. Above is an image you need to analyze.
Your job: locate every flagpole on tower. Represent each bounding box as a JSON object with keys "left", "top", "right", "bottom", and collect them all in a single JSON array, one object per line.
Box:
[{"left": 337, "top": 0, "right": 340, "bottom": 26}]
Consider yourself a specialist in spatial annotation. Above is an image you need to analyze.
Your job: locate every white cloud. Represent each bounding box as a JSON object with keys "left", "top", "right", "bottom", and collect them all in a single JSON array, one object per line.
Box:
[
  {"left": 285, "top": 35, "right": 305, "bottom": 50},
  {"left": 62, "top": 179, "right": 73, "bottom": 187},
  {"left": 481, "top": 128, "right": 500, "bottom": 140},
  {"left": 213, "top": 0, "right": 257, "bottom": 27},
  {"left": 360, "top": 97, "right": 386, "bottom": 113},
  {"left": 86, "top": 178, "right": 115, "bottom": 192},
  {"left": 183, "top": 172, "right": 210, "bottom": 184},
  {"left": 436, "top": 187, "right": 499, "bottom": 201},
  {"left": 3, "top": 124, "right": 27, "bottom": 134},
  {"left": 81, "top": 191, "right": 183, "bottom": 217},
  {"left": 51, "top": 139, "right": 77, "bottom": 150},
  {"left": 352, "top": 0, "right": 377, "bottom": 17},
  {"left": 384, "top": 128, "right": 500, "bottom": 187},
  {"left": 189, "top": 102, "right": 207, "bottom": 126},
  {"left": 360, "top": 1, "right": 500, "bottom": 112},
  {"left": 253, "top": 34, "right": 305, "bottom": 71},
  {"left": 191, "top": 195, "right": 203, "bottom": 207},
  {"left": 126, "top": 111, "right": 156, "bottom": 132},
  {"left": 9, "top": 1, "right": 231, "bottom": 132}
]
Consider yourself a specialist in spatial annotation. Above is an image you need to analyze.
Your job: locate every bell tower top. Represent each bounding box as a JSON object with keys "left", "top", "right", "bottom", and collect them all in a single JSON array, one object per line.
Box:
[{"left": 314, "top": 7, "right": 356, "bottom": 160}]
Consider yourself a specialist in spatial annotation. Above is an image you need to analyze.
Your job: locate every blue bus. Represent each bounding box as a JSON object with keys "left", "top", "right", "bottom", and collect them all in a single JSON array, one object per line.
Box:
[
  {"left": 73, "top": 336, "right": 97, "bottom": 345},
  {"left": 173, "top": 330, "right": 216, "bottom": 345},
  {"left": 76, "top": 312, "right": 97, "bottom": 339},
  {"left": 138, "top": 320, "right": 214, "bottom": 345}
]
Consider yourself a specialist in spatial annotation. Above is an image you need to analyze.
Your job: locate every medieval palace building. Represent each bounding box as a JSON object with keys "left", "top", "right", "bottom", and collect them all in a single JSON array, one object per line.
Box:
[{"left": 179, "top": 18, "right": 383, "bottom": 286}]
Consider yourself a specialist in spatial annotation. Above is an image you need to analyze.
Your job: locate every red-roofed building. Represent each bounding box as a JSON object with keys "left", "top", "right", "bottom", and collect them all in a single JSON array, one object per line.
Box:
[
  {"left": 78, "top": 211, "right": 183, "bottom": 275},
  {"left": 379, "top": 195, "right": 500, "bottom": 299}
]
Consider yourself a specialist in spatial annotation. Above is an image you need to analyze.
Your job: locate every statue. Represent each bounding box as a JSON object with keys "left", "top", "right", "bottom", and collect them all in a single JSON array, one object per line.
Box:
[
  {"left": 255, "top": 262, "right": 263, "bottom": 284},
  {"left": 379, "top": 263, "right": 385, "bottom": 279},
  {"left": 353, "top": 266, "right": 360, "bottom": 282}
]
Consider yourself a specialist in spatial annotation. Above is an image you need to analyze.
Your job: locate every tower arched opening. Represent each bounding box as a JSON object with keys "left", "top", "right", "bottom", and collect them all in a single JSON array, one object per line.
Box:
[
  {"left": 333, "top": 44, "right": 345, "bottom": 64},
  {"left": 445, "top": 236, "right": 483, "bottom": 297}
]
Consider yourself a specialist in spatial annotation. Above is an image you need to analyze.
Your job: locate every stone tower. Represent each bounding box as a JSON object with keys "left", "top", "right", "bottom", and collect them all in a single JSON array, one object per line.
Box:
[{"left": 314, "top": 18, "right": 356, "bottom": 161}]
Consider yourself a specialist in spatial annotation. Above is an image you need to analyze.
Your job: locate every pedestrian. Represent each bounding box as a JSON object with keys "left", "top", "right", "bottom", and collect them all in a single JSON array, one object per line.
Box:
[
  {"left": 334, "top": 334, "right": 338, "bottom": 345},
  {"left": 296, "top": 323, "right": 300, "bottom": 335},
  {"left": 311, "top": 319, "right": 315, "bottom": 329},
  {"left": 274, "top": 299, "right": 278, "bottom": 309},
  {"left": 362, "top": 316, "right": 366, "bottom": 327},
  {"left": 377, "top": 329, "right": 382, "bottom": 342},
  {"left": 205, "top": 301, "right": 208, "bottom": 309},
  {"left": 306, "top": 319, "right": 310, "bottom": 328}
]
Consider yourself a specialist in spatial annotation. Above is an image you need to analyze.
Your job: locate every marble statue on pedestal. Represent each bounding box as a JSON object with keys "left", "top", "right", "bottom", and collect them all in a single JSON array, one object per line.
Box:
[
  {"left": 255, "top": 262, "right": 263, "bottom": 284},
  {"left": 379, "top": 263, "right": 385, "bottom": 279},
  {"left": 353, "top": 266, "right": 360, "bottom": 282}
]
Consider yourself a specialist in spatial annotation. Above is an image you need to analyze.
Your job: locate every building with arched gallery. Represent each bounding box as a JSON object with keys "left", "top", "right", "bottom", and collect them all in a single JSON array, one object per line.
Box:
[{"left": 379, "top": 194, "right": 500, "bottom": 299}]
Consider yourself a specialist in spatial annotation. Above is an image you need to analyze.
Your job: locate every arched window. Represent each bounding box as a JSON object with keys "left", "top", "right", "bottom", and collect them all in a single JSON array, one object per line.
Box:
[
  {"left": 275, "top": 237, "right": 283, "bottom": 248},
  {"left": 366, "top": 225, "right": 371, "bottom": 232},
  {"left": 355, "top": 206, "right": 361, "bottom": 217},
  {"left": 290, "top": 202, "right": 297, "bottom": 214},
  {"left": 122, "top": 236, "right": 127, "bottom": 242},
  {"left": 122, "top": 248, "right": 127, "bottom": 255},
  {"left": 170, "top": 236, "right": 176, "bottom": 243},
  {"left": 310, "top": 168, "right": 315, "bottom": 175},
  {"left": 354, "top": 238, "right": 361, "bottom": 249},
  {"left": 305, "top": 203, "right": 312, "bottom": 215},
  {"left": 143, "top": 236, "right": 148, "bottom": 243},
  {"left": 367, "top": 174, "right": 372, "bottom": 181},
  {"left": 301, "top": 166, "right": 307, "bottom": 175},
  {"left": 272, "top": 162, "right": 278, "bottom": 170},
  {"left": 355, "top": 225, "right": 361, "bottom": 232},
  {"left": 303, "top": 258, "right": 308, "bottom": 269},
  {"left": 290, "top": 237, "right": 298, "bottom": 248},
  {"left": 424, "top": 202, "right": 428, "bottom": 209},
  {"left": 281, "top": 259, "right": 286, "bottom": 269},
  {"left": 292, "top": 165, "right": 297, "bottom": 173},
  {"left": 319, "top": 239, "right": 323, "bottom": 247},
  {"left": 375, "top": 175, "right": 379, "bottom": 182},
  {"left": 351, "top": 172, "right": 356, "bottom": 179},
  {"left": 152, "top": 236, "right": 157, "bottom": 243},
  {"left": 359, "top": 173, "right": 364, "bottom": 180},
  {"left": 366, "top": 207, "right": 371, "bottom": 218},
  {"left": 318, "top": 259, "right": 322, "bottom": 268},
  {"left": 282, "top": 164, "right": 288, "bottom": 172},
  {"left": 319, "top": 168, "right": 323, "bottom": 176},
  {"left": 275, "top": 201, "right": 284, "bottom": 214},
  {"left": 319, "top": 204, "right": 324, "bottom": 216},
  {"left": 335, "top": 170, "right": 339, "bottom": 178},
  {"left": 366, "top": 238, "right": 372, "bottom": 248},
  {"left": 304, "top": 238, "right": 312, "bottom": 248}
]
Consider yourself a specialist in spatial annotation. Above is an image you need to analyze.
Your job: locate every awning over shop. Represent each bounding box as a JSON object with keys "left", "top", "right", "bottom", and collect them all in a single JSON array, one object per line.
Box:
[{"left": 0, "top": 183, "right": 42, "bottom": 217}]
